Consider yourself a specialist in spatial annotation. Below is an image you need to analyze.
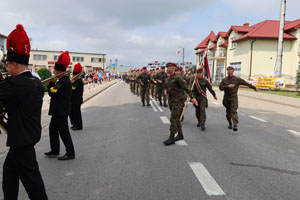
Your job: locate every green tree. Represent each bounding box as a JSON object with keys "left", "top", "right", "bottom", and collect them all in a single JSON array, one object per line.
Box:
[
  {"left": 296, "top": 70, "right": 300, "bottom": 93},
  {"left": 37, "top": 68, "right": 52, "bottom": 92},
  {"left": 37, "top": 68, "right": 52, "bottom": 81}
]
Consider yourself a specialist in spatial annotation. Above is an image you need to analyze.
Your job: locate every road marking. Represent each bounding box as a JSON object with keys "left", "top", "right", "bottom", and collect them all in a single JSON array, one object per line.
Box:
[
  {"left": 151, "top": 99, "right": 163, "bottom": 112},
  {"left": 212, "top": 102, "right": 219, "bottom": 105},
  {"left": 249, "top": 116, "right": 267, "bottom": 123},
  {"left": 287, "top": 130, "right": 300, "bottom": 137},
  {"left": 176, "top": 140, "right": 188, "bottom": 146},
  {"left": 150, "top": 101, "right": 158, "bottom": 112},
  {"left": 188, "top": 162, "right": 226, "bottom": 196},
  {"left": 160, "top": 116, "right": 170, "bottom": 124}
]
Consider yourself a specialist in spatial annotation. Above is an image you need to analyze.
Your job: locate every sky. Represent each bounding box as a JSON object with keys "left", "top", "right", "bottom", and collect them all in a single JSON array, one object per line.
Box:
[{"left": 0, "top": 0, "right": 299, "bottom": 69}]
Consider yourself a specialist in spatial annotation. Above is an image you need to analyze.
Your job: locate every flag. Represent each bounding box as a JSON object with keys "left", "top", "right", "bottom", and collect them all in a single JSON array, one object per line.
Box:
[
  {"left": 203, "top": 54, "right": 212, "bottom": 84},
  {"left": 176, "top": 50, "right": 181, "bottom": 55}
]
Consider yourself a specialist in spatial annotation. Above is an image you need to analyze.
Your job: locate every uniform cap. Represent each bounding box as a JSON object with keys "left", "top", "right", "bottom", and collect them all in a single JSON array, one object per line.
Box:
[
  {"left": 161, "top": 66, "right": 165, "bottom": 69},
  {"left": 142, "top": 66, "right": 147, "bottom": 70},
  {"left": 73, "top": 63, "right": 82, "bottom": 74},
  {"left": 6, "top": 24, "right": 31, "bottom": 65},
  {"left": 55, "top": 51, "right": 70, "bottom": 71},
  {"left": 156, "top": 67, "right": 159, "bottom": 70},
  {"left": 166, "top": 62, "right": 177, "bottom": 68}
]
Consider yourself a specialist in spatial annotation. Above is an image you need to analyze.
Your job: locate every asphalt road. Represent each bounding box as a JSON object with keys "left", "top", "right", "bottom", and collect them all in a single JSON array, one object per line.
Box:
[{"left": 0, "top": 81, "right": 300, "bottom": 200}]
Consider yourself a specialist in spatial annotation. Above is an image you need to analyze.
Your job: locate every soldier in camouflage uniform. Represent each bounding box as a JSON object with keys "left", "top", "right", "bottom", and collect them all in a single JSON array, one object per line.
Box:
[
  {"left": 153, "top": 68, "right": 159, "bottom": 100},
  {"left": 135, "top": 69, "right": 141, "bottom": 96},
  {"left": 184, "top": 68, "right": 194, "bottom": 89},
  {"left": 150, "top": 69, "right": 155, "bottom": 97},
  {"left": 163, "top": 63, "right": 198, "bottom": 146},
  {"left": 129, "top": 70, "right": 135, "bottom": 94},
  {"left": 136, "top": 67, "right": 152, "bottom": 106},
  {"left": 193, "top": 68, "right": 217, "bottom": 131},
  {"left": 219, "top": 66, "right": 258, "bottom": 131},
  {"left": 154, "top": 66, "right": 168, "bottom": 107},
  {"left": 175, "top": 66, "right": 187, "bottom": 122}
]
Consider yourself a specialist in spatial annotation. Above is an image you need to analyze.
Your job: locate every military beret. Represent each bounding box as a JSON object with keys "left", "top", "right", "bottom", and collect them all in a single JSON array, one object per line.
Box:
[
  {"left": 156, "top": 68, "right": 159, "bottom": 70},
  {"left": 161, "top": 66, "right": 165, "bottom": 69},
  {"left": 166, "top": 62, "right": 177, "bottom": 68},
  {"left": 227, "top": 66, "right": 234, "bottom": 70},
  {"left": 196, "top": 68, "right": 203, "bottom": 73},
  {"left": 141, "top": 66, "right": 147, "bottom": 70}
]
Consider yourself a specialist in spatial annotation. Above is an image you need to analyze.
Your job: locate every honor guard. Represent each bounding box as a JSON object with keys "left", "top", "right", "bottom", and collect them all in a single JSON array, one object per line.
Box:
[
  {"left": 164, "top": 63, "right": 198, "bottom": 146},
  {"left": 193, "top": 68, "right": 217, "bottom": 131},
  {"left": 70, "top": 63, "right": 84, "bottom": 131},
  {"left": 154, "top": 66, "right": 168, "bottom": 107},
  {"left": 45, "top": 51, "right": 75, "bottom": 160},
  {"left": 2, "top": 24, "right": 48, "bottom": 199},
  {"left": 219, "top": 66, "right": 258, "bottom": 131},
  {"left": 136, "top": 66, "right": 152, "bottom": 106}
]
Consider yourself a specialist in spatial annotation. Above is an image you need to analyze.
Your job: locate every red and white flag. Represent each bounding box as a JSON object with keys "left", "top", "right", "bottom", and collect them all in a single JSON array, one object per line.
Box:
[{"left": 176, "top": 50, "right": 181, "bottom": 55}]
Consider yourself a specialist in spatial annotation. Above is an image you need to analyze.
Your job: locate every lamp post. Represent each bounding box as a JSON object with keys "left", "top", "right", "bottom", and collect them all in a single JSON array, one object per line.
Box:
[{"left": 179, "top": 47, "right": 185, "bottom": 73}]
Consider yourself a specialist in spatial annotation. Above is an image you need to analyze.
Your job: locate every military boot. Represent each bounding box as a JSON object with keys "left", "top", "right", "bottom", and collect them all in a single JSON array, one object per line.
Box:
[
  {"left": 201, "top": 125, "right": 206, "bottom": 131},
  {"left": 163, "top": 133, "right": 175, "bottom": 146},
  {"left": 233, "top": 125, "right": 238, "bottom": 131},
  {"left": 163, "top": 102, "right": 168, "bottom": 107},
  {"left": 228, "top": 120, "right": 232, "bottom": 129},
  {"left": 142, "top": 101, "right": 145, "bottom": 107},
  {"left": 159, "top": 100, "right": 163, "bottom": 106},
  {"left": 147, "top": 102, "right": 150, "bottom": 107},
  {"left": 174, "top": 132, "right": 184, "bottom": 141}
]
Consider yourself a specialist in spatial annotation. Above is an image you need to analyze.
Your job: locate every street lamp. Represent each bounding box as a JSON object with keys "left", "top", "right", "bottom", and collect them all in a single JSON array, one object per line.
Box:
[{"left": 179, "top": 47, "right": 185, "bottom": 73}]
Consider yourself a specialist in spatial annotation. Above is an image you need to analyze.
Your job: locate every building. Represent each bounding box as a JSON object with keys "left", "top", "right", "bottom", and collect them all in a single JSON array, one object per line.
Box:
[
  {"left": 0, "top": 33, "right": 7, "bottom": 58},
  {"left": 195, "top": 19, "right": 300, "bottom": 86},
  {"left": 29, "top": 50, "right": 106, "bottom": 73}
]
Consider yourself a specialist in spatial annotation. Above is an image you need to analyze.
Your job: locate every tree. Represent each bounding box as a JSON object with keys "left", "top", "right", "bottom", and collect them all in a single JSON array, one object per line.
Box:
[
  {"left": 37, "top": 68, "right": 52, "bottom": 81},
  {"left": 296, "top": 70, "right": 300, "bottom": 94},
  {"left": 37, "top": 68, "right": 52, "bottom": 92}
]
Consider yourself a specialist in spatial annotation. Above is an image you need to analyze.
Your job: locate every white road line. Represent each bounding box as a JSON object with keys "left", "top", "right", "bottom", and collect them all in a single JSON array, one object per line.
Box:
[
  {"left": 249, "top": 116, "right": 268, "bottom": 123},
  {"left": 176, "top": 140, "right": 188, "bottom": 146},
  {"left": 151, "top": 100, "right": 163, "bottom": 112},
  {"left": 150, "top": 101, "right": 158, "bottom": 112},
  {"left": 188, "top": 162, "right": 226, "bottom": 196},
  {"left": 160, "top": 116, "right": 170, "bottom": 124},
  {"left": 212, "top": 102, "right": 219, "bottom": 105},
  {"left": 287, "top": 130, "right": 300, "bottom": 137}
]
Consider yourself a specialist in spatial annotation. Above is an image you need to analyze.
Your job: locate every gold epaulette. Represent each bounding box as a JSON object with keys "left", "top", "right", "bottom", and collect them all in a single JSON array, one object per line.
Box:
[
  {"left": 72, "top": 86, "right": 76, "bottom": 90},
  {"left": 50, "top": 87, "right": 58, "bottom": 93}
]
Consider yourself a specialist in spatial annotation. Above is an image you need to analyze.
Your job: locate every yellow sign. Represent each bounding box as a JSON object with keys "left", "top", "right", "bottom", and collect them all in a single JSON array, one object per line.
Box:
[
  {"left": 249, "top": 77, "right": 286, "bottom": 89},
  {"left": 113, "top": 67, "right": 116, "bottom": 70}
]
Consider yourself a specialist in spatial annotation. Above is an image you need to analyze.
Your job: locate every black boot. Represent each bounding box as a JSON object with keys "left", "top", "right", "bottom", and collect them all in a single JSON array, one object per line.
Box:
[
  {"left": 142, "top": 101, "right": 145, "bottom": 107},
  {"left": 233, "top": 125, "right": 238, "bottom": 131},
  {"left": 159, "top": 101, "right": 163, "bottom": 106},
  {"left": 197, "top": 123, "right": 201, "bottom": 127},
  {"left": 147, "top": 102, "right": 150, "bottom": 106},
  {"left": 164, "top": 102, "right": 168, "bottom": 107},
  {"left": 201, "top": 125, "right": 206, "bottom": 131},
  {"left": 228, "top": 121, "right": 232, "bottom": 129},
  {"left": 163, "top": 133, "right": 175, "bottom": 146},
  {"left": 174, "top": 132, "right": 184, "bottom": 141}
]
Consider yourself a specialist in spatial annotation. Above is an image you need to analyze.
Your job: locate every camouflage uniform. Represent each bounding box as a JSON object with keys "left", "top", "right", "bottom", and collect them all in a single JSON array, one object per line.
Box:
[
  {"left": 154, "top": 71, "right": 168, "bottom": 106},
  {"left": 129, "top": 73, "right": 135, "bottom": 93},
  {"left": 150, "top": 71, "right": 156, "bottom": 97},
  {"left": 166, "top": 73, "right": 193, "bottom": 138},
  {"left": 136, "top": 72, "right": 152, "bottom": 106},
  {"left": 219, "top": 76, "right": 256, "bottom": 130},
  {"left": 193, "top": 77, "right": 216, "bottom": 130},
  {"left": 135, "top": 72, "right": 140, "bottom": 96}
]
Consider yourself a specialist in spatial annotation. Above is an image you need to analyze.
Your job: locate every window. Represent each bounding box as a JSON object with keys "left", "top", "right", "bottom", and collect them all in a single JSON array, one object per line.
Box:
[
  {"left": 91, "top": 57, "right": 102, "bottom": 63},
  {"left": 0, "top": 45, "right": 4, "bottom": 52},
  {"left": 73, "top": 56, "right": 84, "bottom": 62},
  {"left": 33, "top": 54, "right": 47, "bottom": 61},
  {"left": 230, "top": 62, "right": 242, "bottom": 77},
  {"left": 231, "top": 37, "right": 237, "bottom": 49},
  {"left": 54, "top": 55, "right": 58, "bottom": 61}
]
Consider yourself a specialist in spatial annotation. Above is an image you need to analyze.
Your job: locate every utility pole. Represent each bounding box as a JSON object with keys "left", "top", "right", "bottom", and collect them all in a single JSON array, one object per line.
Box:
[
  {"left": 182, "top": 48, "right": 185, "bottom": 73},
  {"left": 274, "top": 0, "right": 286, "bottom": 77}
]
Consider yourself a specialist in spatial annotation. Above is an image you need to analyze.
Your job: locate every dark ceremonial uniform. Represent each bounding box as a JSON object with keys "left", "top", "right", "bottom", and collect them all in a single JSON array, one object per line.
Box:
[
  {"left": 1, "top": 71, "right": 48, "bottom": 200},
  {"left": 48, "top": 76, "right": 75, "bottom": 157},
  {"left": 70, "top": 78, "right": 84, "bottom": 130}
]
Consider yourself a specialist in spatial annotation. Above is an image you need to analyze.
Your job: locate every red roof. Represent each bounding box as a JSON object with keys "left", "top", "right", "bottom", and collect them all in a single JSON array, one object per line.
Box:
[
  {"left": 216, "top": 32, "right": 227, "bottom": 40},
  {"left": 194, "top": 31, "right": 216, "bottom": 50},
  {"left": 233, "top": 20, "right": 297, "bottom": 42},
  {"left": 285, "top": 19, "right": 300, "bottom": 32},
  {"left": 195, "top": 48, "right": 207, "bottom": 55},
  {"left": 219, "top": 41, "right": 228, "bottom": 47},
  {"left": 209, "top": 45, "right": 217, "bottom": 50},
  {"left": 226, "top": 25, "right": 254, "bottom": 36}
]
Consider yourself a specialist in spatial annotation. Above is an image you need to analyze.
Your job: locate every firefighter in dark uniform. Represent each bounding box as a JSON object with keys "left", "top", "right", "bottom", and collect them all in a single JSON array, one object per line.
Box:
[
  {"left": 163, "top": 63, "right": 198, "bottom": 146},
  {"left": 2, "top": 24, "right": 48, "bottom": 199},
  {"left": 45, "top": 51, "right": 75, "bottom": 160},
  {"left": 70, "top": 63, "right": 84, "bottom": 131}
]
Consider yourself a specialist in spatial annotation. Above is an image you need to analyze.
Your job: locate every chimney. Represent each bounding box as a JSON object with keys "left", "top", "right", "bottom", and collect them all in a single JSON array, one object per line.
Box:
[{"left": 243, "top": 23, "right": 250, "bottom": 27}]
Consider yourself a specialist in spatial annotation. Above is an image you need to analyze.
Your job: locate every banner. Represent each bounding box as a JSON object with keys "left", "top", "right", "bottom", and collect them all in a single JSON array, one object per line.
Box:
[{"left": 249, "top": 77, "right": 286, "bottom": 88}]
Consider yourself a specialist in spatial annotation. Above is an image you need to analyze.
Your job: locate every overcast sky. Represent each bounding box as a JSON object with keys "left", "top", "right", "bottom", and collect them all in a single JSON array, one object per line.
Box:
[{"left": 0, "top": 0, "right": 299, "bottom": 68}]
